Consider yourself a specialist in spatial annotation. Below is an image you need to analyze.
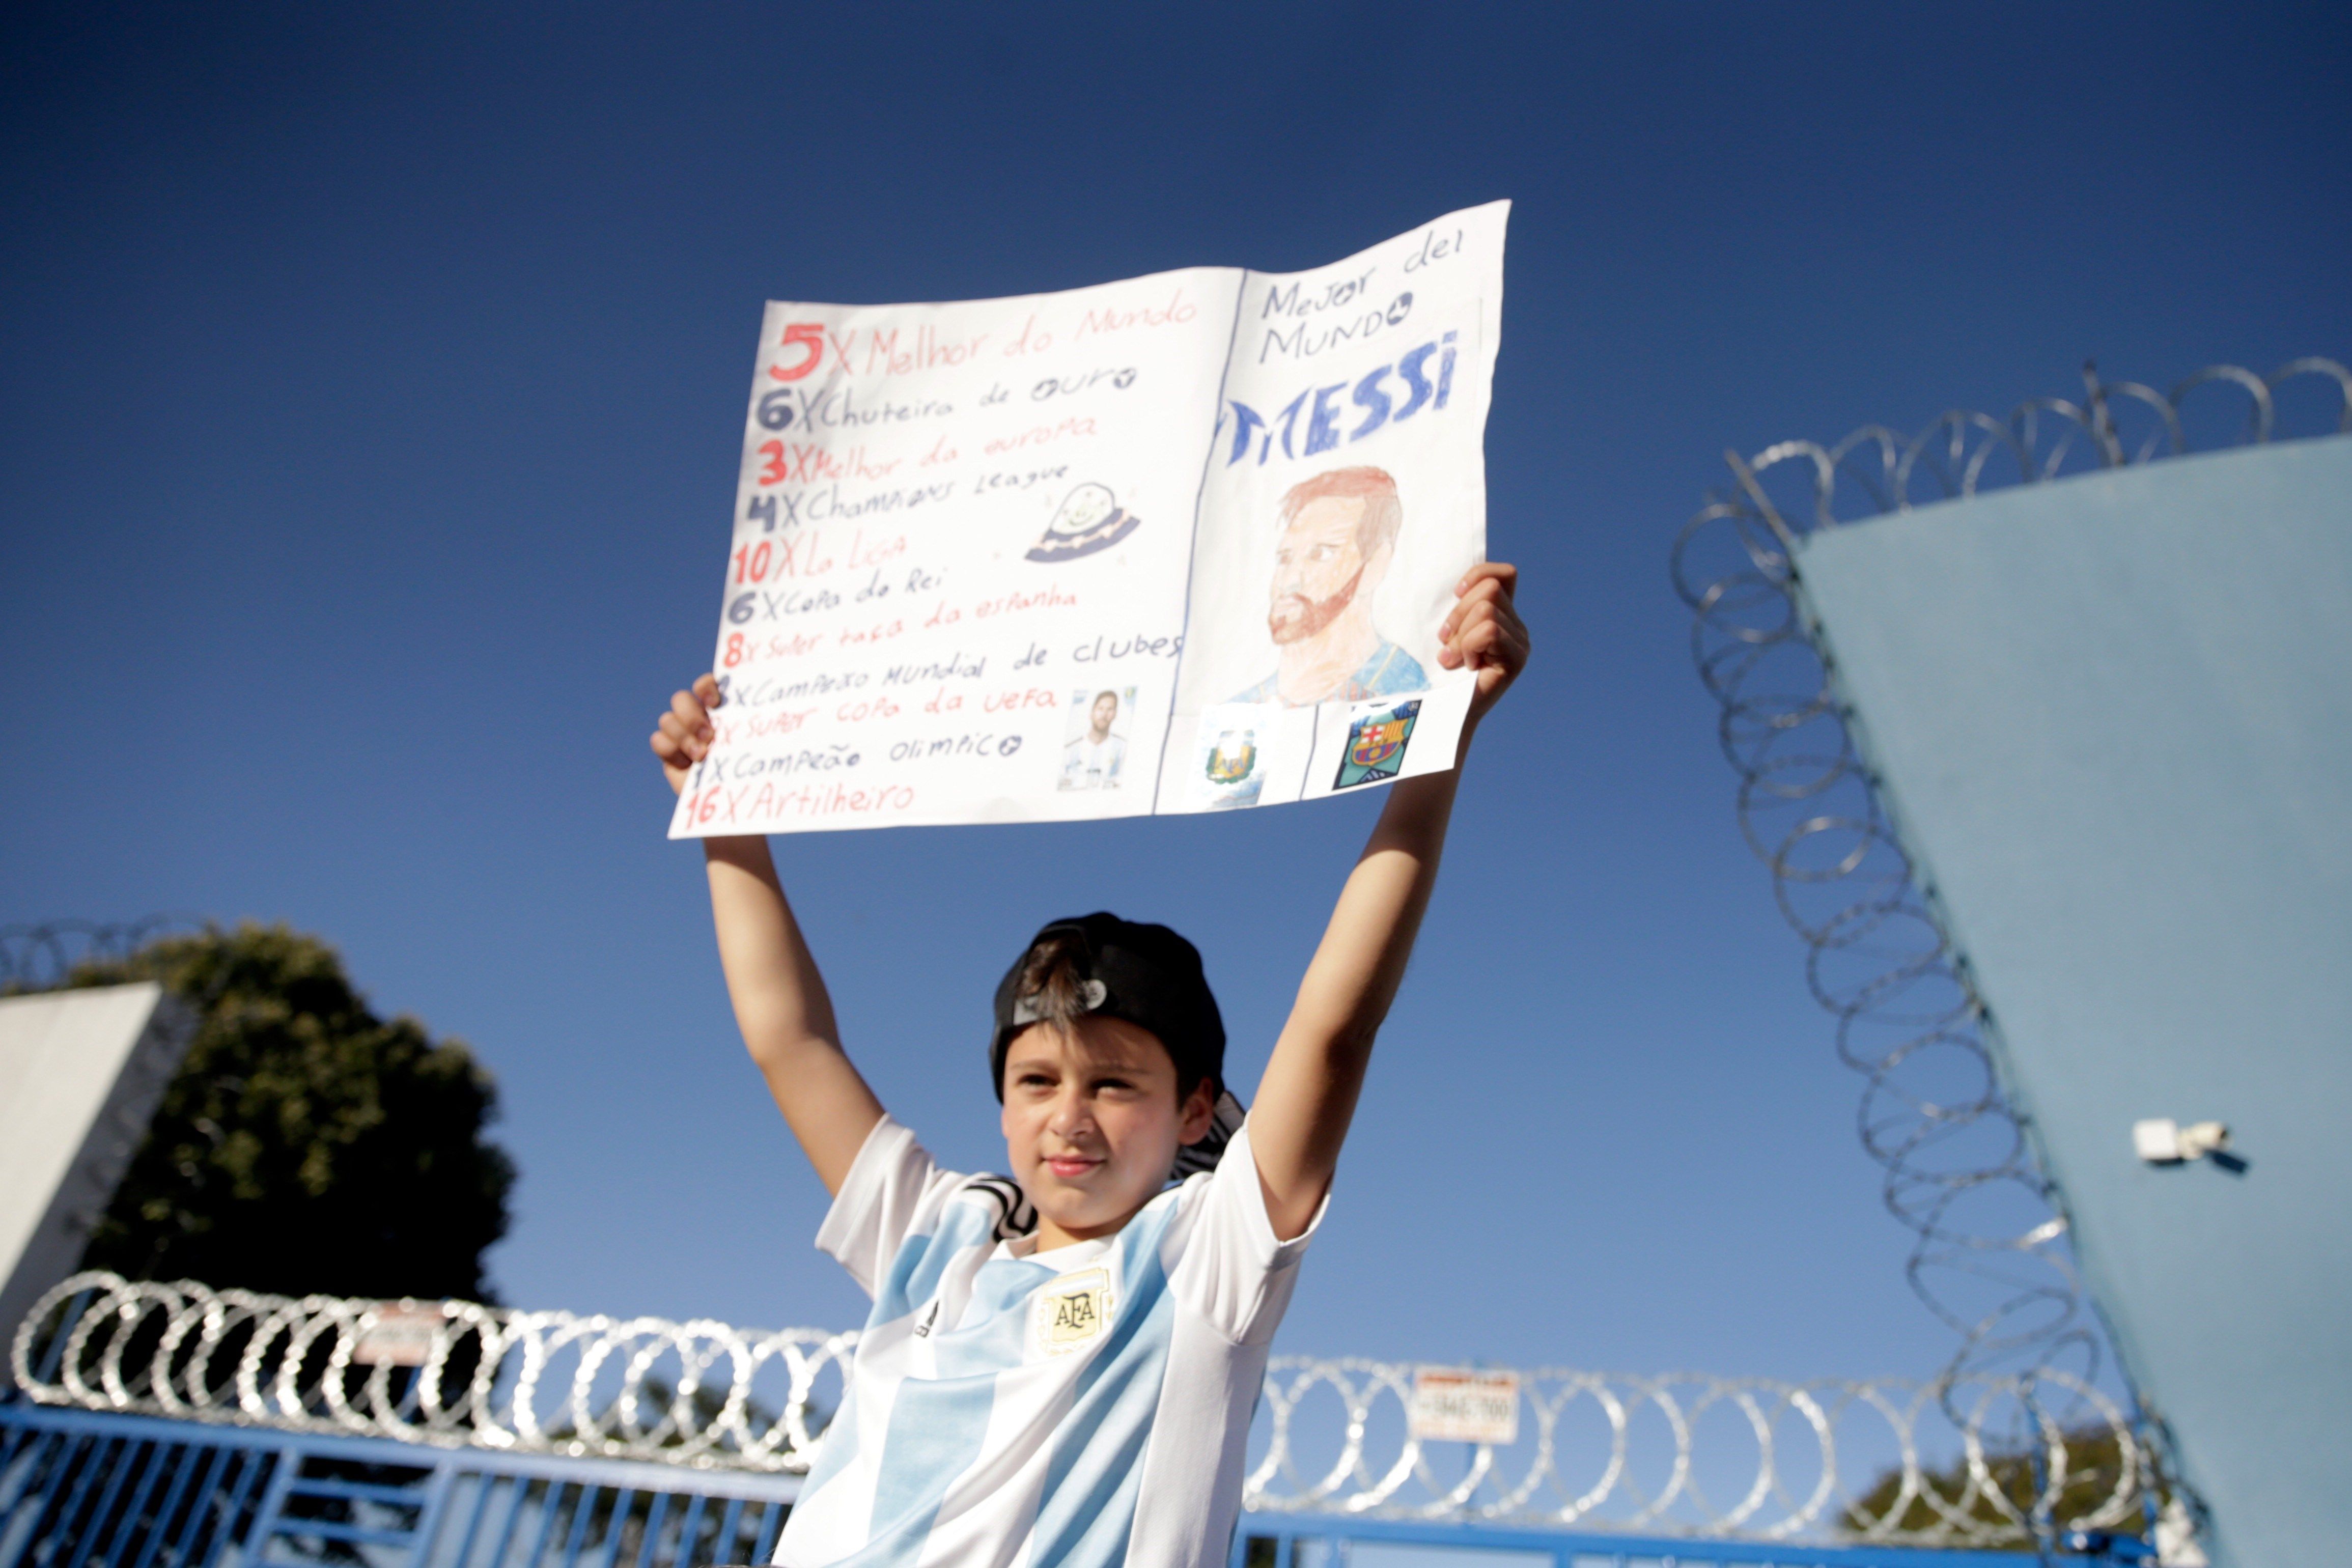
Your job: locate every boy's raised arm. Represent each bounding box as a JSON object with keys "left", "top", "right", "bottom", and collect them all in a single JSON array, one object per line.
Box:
[
  {"left": 655, "top": 676, "right": 886, "bottom": 1195},
  {"left": 1246, "top": 564, "right": 1529, "bottom": 1240}
]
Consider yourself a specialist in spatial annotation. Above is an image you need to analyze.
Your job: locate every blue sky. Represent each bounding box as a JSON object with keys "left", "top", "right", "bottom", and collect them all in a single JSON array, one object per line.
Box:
[{"left": 4, "top": 2, "right": 2345, "bottom": 1388}]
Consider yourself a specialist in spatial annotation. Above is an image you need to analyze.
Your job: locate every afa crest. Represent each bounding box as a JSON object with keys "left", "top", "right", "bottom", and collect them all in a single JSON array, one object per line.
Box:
[
  {"left": 1204, "top": 732, "right": 1258, "bottom": 783},
  {"left": 1033, "top": 1267, "right": 1114, "bottom": 1355},
  {"left": 1334, "top": 699, "right": 1421, "bottom": 789}
]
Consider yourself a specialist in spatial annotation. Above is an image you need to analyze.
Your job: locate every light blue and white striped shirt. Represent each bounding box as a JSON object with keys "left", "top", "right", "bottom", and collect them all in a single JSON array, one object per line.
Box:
[{"left": 773, "top": 1115, "right": 1319, "bottom": 1568}]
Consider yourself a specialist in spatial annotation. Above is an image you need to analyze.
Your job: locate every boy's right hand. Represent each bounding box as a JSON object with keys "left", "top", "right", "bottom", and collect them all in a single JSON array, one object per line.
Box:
[{"left": 650, "top": 674, "right": 722, "bottom": 796}]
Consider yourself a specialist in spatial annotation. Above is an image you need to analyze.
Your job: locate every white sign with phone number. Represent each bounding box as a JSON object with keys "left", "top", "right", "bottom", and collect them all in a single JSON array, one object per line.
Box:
[
  {"left": 668, "top": 204, "right": 1507, "bottom": 837},
  {"left": 1408, "top": 1366, "right": 1522, "bottom": 1445}
]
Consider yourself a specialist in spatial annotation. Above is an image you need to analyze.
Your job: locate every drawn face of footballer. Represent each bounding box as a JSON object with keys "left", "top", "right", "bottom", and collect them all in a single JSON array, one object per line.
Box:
[{"left": 1269, "top": 496, "right": 1388, "bottom": 647}]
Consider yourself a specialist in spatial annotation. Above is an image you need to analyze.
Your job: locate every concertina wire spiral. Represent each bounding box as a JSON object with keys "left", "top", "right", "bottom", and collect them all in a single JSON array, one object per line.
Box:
[{"left": 16, "top": 1270, "right": 2139, "bottom": 1545}]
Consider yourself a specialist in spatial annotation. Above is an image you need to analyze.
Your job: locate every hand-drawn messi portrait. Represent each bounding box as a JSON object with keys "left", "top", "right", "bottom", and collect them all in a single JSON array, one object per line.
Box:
[
  {"left": 1231, "top": 466, "right": 1429, "bottom": 707},
  {"left": 1059, "top": 687, "right": 1134, "bottom": 790}
]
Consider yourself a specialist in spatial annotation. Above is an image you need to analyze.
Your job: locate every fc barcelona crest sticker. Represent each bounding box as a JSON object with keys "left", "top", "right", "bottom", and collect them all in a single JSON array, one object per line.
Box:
[{"left": 1334, "top": 699, "right": 1420, "bottom": 789}]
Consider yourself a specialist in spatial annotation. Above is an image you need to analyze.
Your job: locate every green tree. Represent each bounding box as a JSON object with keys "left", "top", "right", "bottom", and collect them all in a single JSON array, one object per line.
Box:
[
  {"left": 1842, "top": 1422, "right": 2149, "bottom": 1540},
  {"left": 66, "top": 922, "right": 515, "bottom": 1302}
]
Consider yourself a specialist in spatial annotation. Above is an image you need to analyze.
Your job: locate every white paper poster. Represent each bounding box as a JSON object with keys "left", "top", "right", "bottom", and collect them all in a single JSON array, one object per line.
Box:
[{"left": 670, "top": 202, "right": 1506, "bottom": 837}]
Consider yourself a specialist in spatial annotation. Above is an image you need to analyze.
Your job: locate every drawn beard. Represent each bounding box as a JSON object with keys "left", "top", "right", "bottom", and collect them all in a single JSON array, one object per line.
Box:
[{"left": 1268, "top": 567, "right": 1364, "bottom": 646}]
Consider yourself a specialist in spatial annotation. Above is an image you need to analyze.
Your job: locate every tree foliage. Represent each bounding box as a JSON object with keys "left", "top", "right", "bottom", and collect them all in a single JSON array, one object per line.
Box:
[
  {"left": 1842, "top": 1422, "right": 2147, "bottom": 1539},
  {"left": 67, "top": 922, "right": 515, "bottom": 1302}
]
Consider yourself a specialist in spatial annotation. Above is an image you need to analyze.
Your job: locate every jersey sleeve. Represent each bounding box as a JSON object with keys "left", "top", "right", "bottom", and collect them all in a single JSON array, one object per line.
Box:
[
  {"left": 1169, "top": 1117, "right": 1327, "bottom": 1346},
  {"left": 813, "top": 1116, "right": 965, "bottom": 1299}
]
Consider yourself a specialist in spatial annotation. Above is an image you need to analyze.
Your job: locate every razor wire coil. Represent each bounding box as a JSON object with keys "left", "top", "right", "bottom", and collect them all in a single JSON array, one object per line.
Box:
[
  {"left": 12, "top": 1272, "right": 2141, "bottom": 1545},
  {"left": 0, "top": 918, "right": 201, "bottom": 993},
  {"left": 11, "top": 1272, "right": 858, "bottom": 1474},
  {"left": 1246, "top": 1355, "right": 2140, "bottom": 1547}
]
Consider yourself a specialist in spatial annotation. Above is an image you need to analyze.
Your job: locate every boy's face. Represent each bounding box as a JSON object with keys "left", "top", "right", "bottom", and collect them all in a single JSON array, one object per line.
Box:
[{"left": 1000, "top": 1016, "right": 1216, "bottom": 1246}]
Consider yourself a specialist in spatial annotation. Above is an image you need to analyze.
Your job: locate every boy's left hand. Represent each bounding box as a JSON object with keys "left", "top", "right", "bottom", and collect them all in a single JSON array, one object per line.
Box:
[{"left": 1436, "top": 561, "right": 1529, "bottom": 723}]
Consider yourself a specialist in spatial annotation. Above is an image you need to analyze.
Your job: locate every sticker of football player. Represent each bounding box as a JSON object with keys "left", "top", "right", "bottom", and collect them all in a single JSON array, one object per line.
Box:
[
  {"left": 1058, "top": 687, "right": 1131, "bottom": 790},
  {"left": 1230, "top": 466, "right": 1430, "bottom": 706}
]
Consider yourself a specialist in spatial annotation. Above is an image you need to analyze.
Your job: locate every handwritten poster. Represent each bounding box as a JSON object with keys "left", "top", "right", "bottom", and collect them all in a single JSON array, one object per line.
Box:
[{"left": 669, "top": 202, "right": 1507, "bottom": 837}]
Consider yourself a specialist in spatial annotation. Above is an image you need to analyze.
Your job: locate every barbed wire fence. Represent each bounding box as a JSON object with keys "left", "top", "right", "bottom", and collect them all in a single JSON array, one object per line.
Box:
[
  {"left": 13, "top": 1271, "right": 2145, "bottom": 1546},
  {"left": 1668, "top": 356, "right": 2349, "bottom": 1551},
  {"left": 0, "top": 916, "right": 206, "bottom": 993}
]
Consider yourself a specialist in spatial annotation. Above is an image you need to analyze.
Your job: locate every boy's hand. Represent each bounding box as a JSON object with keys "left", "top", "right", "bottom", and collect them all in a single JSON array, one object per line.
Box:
[
  {"left": 1435, "top": 561, "right": 1528, "bottom": 723},
  {"left": 650, "top": 674, "right": 723, "bottom": 796}
]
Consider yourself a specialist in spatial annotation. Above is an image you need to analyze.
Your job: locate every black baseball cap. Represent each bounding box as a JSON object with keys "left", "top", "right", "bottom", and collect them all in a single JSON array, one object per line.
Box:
[{"left": 989, "top": 912, "right": 1225, "bottom": 1102}]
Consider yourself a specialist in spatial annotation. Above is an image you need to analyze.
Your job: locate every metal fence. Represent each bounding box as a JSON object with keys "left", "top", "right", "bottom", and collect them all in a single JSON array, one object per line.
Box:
[
  {"left": 1, "top": 1402, "right": 2059, "bottom": 1568},
  {"left": 1244, "top": 1358, "right": 2136, "bottom": 1546},
  {"left": 0, "top": 1402, "right": 795, "bottom": 1567},
  {"left": 0, "top": 920, "right": 197, "bottom": 993},
  {"left": 14, "top": 1272, "right": 2141, "bottom": 1550}
]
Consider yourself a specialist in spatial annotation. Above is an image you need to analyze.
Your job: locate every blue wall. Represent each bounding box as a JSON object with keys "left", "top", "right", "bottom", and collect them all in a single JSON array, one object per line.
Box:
[{"left": 1795, "top": 437, "right": 2352, "bottom": 1568}]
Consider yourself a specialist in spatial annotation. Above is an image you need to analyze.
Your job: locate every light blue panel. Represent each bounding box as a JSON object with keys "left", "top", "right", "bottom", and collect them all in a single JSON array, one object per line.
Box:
[
  {"left": 1347, "top": 1545, "right": 1554, "bottom": 1568},
  {"left": 1794, "top": 436, "right": 2352, "bottom": 1568}
]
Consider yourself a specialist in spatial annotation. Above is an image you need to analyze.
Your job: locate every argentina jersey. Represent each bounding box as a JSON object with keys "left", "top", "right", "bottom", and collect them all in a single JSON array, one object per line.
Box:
[{"left": 773, "top": 1116, "right": 1320, "bottom": 1568}]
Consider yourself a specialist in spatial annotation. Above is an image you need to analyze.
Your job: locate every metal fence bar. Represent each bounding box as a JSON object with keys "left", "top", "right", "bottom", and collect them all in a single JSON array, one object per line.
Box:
[
  {"left": 162, "top": 1440, "right": 243, "bottom": 1568},
  {"left": 711, "top": 1495, "right": 748, "bottom": 1563},
  {"left": 94, "top": 1436, "right": 171, "bottom": 1568},
  {"left": 555, "top": 1478, "right": 601, "bottom": 1568},
  {"left": 44, "top": 1431, "right": 120, "bottom": 1561},
  {"left": 63, "top": 1432, "right": 149, "bottom": 1568},
  {"left": 199, "top": 1445, "right": 276, "bottom": 1568},
  {"left": 237, "top": 1440, "right": 305, "bottom": 1559},
  {"left": 521, "top": 1478, "right": 574, "bottom": 1568},
  {"left": 752, "top": 1499, "right": 789, "bottom": 1561},
  {"left": 131, "top": 1435, "right": 220, "bottom": 1568},
  {"left": 592, "top": 1487, "right": 638, "bottom": 1568},
  {"left": 446, "top": 1470, "right": 505, "bottom": 1568},
  {"left": 411, "top": 1459, "right": 462, "bottom": 1565},
  {"left": 1244, "top": 1513, "right": 2041, "bottom": 1568},
  {"left": 635, "top": 1489, "right": 674, "bottom": 1568},
  {"left": 671, "top": 1492, "right": 710, "bottom": 1567}
]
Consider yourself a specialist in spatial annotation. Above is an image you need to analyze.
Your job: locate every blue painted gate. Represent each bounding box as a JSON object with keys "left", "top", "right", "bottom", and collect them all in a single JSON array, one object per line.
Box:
[
  {"left": 0, "top": 1404, "right": 793, "bottom": 1567},
  {"left": 0, "top": 1402, "right": 2053, "bottom": 1568}
]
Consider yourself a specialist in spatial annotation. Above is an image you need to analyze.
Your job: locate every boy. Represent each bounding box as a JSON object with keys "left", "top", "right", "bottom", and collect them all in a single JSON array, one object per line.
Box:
[{"left": 650, "top": 563, "right": 1528, "bottom": 1568}]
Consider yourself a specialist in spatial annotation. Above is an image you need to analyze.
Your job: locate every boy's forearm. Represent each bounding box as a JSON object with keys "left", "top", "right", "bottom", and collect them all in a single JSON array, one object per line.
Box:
[
  {"left": 703, "top": 836, "right": 839, "bottom": 1054},
  {"left": 702, "top": 835, "right": 884, "bottom": 1192},
  {"left": 1341, "top": 709, "right": 1479, "bottom": 898},
  {"left": 1250, "top": 737, "right": 1469, "bottom": 1232},
  {"left": 1293, "top": 750, "right": 1464, "bottom": 1052}
]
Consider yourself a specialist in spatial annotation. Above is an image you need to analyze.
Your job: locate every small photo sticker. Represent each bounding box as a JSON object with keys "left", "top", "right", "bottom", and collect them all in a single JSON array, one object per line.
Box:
[
  {"left": 1194, "top": 704, "right": 1272, "bottom": 809},
  {"left": 1334, "top": 698, "right": 1421, "bottom": 790},
  {"left": 1060, "top": 686, "right": 1137, "bottom": 792}
]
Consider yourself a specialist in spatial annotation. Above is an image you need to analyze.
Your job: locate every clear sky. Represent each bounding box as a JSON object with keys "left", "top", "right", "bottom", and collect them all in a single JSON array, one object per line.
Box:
[{"left": 4, "top": 2, "right": 2345, "bottom": 1390}]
